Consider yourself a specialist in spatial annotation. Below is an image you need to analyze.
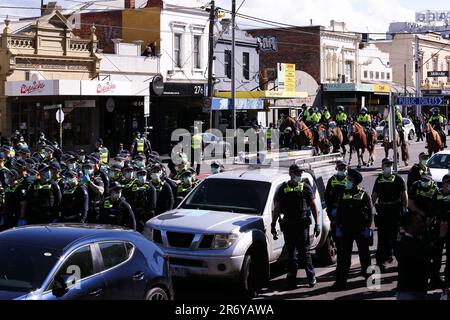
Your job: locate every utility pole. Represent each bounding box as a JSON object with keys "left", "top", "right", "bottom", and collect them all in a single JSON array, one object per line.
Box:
[
  {"left": 207, "top": 0, "right": 215, "bottom": 130},
  {"left": 404, "top": 64, "right": 407, "bottom": 96},
  {"left": 231, "top": 0, "right": 236, "bottom": 130},
  {"left": 415, "top": 34, "right": 421, "bottom": 115}
]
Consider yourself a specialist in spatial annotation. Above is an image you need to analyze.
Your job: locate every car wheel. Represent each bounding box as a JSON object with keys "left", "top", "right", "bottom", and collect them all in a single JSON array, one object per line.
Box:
[
  {"left": 239, "top": 249, "right": 267, "bottom": 299},
  {"left": 145, "top": 286, "right": 169, "bottom": 300},
  {"left": 315, "top": 234, "right": 337, "bottom": 266},
  {"left": 408, "top": 130, "right": 414, "bottom": 140}
]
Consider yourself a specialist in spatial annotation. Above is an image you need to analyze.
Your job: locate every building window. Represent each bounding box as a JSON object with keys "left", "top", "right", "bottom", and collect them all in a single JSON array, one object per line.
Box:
[
  {"left": 363, "top": 71, "right": 368, "bottom": 79},
  {"left": 193, "top": 35, "right": 201, "bottom": 69},
  {"left": 370, "top": 71, "right": 374, "bottom": 79},
  {"left": 344, "top": 61, "right": 353, "bottom": 82},
  {"left": 375, "top": 71, "right": 380, "bottom": 79},
  {"left": 381, "top": 72, "right": 385, "bottom": 80},
  {"left": 174, "top": 33, "right": 182, "bottom": 68},
  {"left": 387, "top": 72, "right": 391, "bottom": 80},
  {"left": 243, "top": 52, "right": 250, "bottom": 80},
  {"left": 225, "top": 50, "right": 231, "bottom": 79}
]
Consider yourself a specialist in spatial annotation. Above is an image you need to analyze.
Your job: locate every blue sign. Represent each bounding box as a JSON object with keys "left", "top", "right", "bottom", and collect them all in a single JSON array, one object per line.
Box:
[
  {"left": 397, "top": 96, "right": 446, "bottom": 106},
  {"left": 211, "top": 98, "right": 263, "bottom": 110}
]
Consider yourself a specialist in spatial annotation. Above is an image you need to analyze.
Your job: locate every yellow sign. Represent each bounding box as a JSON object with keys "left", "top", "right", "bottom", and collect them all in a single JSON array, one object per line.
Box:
[
  {"left": 373, "top": 84, "right": 390, "bottom": 93},
  {"left": 214, "top": 90, "right": 308, "bottom": 99},
  {"left": 277, "top": 63, "right": 296, "bottom": 92}
]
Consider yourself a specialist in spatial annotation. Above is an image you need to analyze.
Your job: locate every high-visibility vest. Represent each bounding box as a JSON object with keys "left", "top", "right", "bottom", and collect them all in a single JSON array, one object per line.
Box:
[
  {"left": 266, "top": 129, "right": 272, "bottom": 139},
  {"left": 357, "top": 114, "right": 371, "bottom": 124},
  {"left": 192, "top": 134, "right": 202, "bottom": 150},
  {"left": 135, "top": 139, "right": 145, "bottom": 152},
  {"left": 336, "top": 112, "right": 347, "bottom": 122},
  {"left": 99, "top": 147, "right": 109, "bottom": 164}
]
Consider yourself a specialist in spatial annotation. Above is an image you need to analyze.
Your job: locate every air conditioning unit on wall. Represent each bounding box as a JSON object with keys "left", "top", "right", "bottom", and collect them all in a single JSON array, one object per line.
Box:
[{"left": 26, "top": 71, "right": 44, "bottom": 81}]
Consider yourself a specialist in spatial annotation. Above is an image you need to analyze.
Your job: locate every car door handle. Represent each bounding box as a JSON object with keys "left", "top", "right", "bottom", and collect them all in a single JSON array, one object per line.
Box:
[
  {"left": 132, "top": 271, "right": 145, "bottom": 281},
  {"left": 89, "top": 288, "right": 103, "bottom": 297}
]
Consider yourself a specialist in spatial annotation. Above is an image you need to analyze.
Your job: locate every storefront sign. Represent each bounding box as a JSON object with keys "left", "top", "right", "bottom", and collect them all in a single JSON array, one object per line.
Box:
[
  {"left": 427, "top": 71, "right": 449, "bottom": 77},
  {"left": 81, "top": 81, "right": 132, "bottom": 96},
  {"left": 151, "top": 74, "right": 164, "bottom": 96},
  {"left": 162, "top": 83, "right": 205, "bottom": 97},
  {"left": 274, "top": 97, "right": 313, "bottom": 107},
  {"left": 6, "top": 80, "right": 57, "bottom": 96},
  {"left": 65, "top": 100, "right": 96, "bottom": 108},
  {"left": 323, "top": 83, "right": 374, "bottom": 92},
  {"left": 211, "top": 98, "right": 263, "bottom": 110},
  {"left": 373, "top": 84, "right": 390, "bottom": 93},
  {"left": 277, "top": 63, "right": 296, "bottom": 92}
]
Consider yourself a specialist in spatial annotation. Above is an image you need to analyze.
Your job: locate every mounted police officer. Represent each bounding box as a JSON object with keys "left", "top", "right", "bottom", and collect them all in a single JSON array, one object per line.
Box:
[
  {"left": 27, "top": 164, "right": 62, "bottom": 224},
  {"left": 372, "top": 158, "right": 408, "bottom": 271},
  {"left": 95, "top": 138, "right": 110, "bottom": 165},
  {"left": 429, "top": 107, "right": 447, "bottom": 148},
  {"left": 407, "top": 152, "right": 431, "bottom": 191},
  {"left": 385, "top": 106, "right": 405, "bottom": 144},
  {"left": 335, "top": 106, "right": 348, "bottom": 127},
  {"left": 127, "top": 168, "right": 157, "bottom": 232},
  {"left": 320, "top": 106, "right": 331, "bottom": 127},
  {"left": 356, "top": 107, "right": 373, "bottom": 142},
  {"left": 305, "top": 107, "right": 322, "bottom": 144},
  {"left": 325, "top": 160, "right": 348, "bottom": 241},
  {"left": 99, "top": 181, "right": 136, "bottom": 230},
  {"left": 331, "top": 169, "right": 373, "bottom": 291},
  {"left": 59, "top": 170, "right": 89, "bottom": 223},
  {"left": 271, "top": 163, "right": 319, "bottom": 289}
]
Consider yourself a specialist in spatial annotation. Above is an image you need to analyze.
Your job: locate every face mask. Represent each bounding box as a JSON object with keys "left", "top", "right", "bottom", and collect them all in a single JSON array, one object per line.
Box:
[
  {"left": 346, "top": 180, "right": 354, "bottom": 190},
  {"left": 151, "top": 172, "right": 161, "bottom": 181},
  {"left": 43, "top": 151, "right": 49, "bottom": 158},
  {"left": 108, "top": 171, "right": 116, "bottom": 179},
  {"left": 138, "top": 175, "right": 146, "bottom": 184},
  {"left": 421, "top": 160, "right": 428, "bottom": 166},
  {"left": 27, "top": 176, "right": 36, "bottom": 184},
  {"left": 211, "top": 168, "right": 219, "bottom": 174},
  {"left": 420, "top": 181, "right": 431, "bottom": 189},
  {"left": 79, "top": 155, "right": 85, "bottom": 162},
  {"left": 293, "top": 176, "right": 302, "bottom": 183},
  {"left": 336, "top": 170, "right": 346, "bottom": 178},
  {"left": 43, "top": 171, "right": 52, "bottom": 181},
  {"left": 183, "top": 177, "right": 191, "bottom": 185},
  {"left": 65, "top": 178, "right": 76, "bottom": 186},
  {"left": 126, "top": 172, "right": 135, "bottom": 180},
  {"left": 136, "top": 161, "right": 143, "bottom": 168},
  {"left": 383, "top": 167, "right": 393, "bottom": 176},
  {"left": 110, "top": 192, "right": 121, "bottom": 202},
  {"left": 114, "top": 161, "right": 124, "bottom": 168}
]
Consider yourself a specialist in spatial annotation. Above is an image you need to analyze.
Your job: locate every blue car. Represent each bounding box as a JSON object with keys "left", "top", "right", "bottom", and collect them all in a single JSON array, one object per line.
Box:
[{"left": 0, "top": 224, "right": 173, "bottom": 300}]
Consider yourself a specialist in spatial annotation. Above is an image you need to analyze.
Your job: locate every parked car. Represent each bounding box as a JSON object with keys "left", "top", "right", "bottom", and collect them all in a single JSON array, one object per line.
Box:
[
  {"left": 0, "top": 224, "right": 173, "bottom": 300},
  {"left": 376, "top": 118, "right": 416, "bottom": 140},
  {"left": 427, "top": 150, "right": 450, "bottom": 187},
  {"left": 144, "top": 161, "right": 335, "bottom": 297}
]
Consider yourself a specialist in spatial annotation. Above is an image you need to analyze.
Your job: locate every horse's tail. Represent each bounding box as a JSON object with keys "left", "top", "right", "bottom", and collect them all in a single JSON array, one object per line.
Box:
[{"left": 401, "top": 142, "right": 409, "bottom": 161}]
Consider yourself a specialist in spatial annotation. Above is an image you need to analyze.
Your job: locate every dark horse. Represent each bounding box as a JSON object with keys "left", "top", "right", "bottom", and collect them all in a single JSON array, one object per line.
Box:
[{"left": 279, "top": 116, "right": 313, "bottom": 149}]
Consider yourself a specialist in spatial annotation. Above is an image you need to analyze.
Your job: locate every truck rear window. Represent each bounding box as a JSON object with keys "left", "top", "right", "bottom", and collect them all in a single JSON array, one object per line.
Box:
[{"left": 180, "top": 179, "right": 271, "bottom": 215}]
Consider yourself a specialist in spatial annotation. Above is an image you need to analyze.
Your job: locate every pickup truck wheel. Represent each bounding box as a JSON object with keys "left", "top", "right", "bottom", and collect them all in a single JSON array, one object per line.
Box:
[
  {"left": 144, "top": 286, "right": 169, "bottom": 300},
  {"left": 239, "top": 250, "right": 266, "bottom": 299},
  {"left": 315, "top": 234, "right": 337, "bottom": 266}
]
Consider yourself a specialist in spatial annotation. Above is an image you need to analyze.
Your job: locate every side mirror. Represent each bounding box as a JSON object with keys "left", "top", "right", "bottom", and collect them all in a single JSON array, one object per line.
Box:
[{"left": 52, "top": 275, "right": 70, "bottom": 298}]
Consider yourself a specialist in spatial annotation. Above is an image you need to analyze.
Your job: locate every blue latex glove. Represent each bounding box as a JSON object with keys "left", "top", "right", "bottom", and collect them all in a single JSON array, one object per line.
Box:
[
  {"left": 331, "top": 208, "right": 337, "bottom": 218},
  {"left": 335, "top": 227, "right": 343, "bottom": 238},
  {"left": 82, "top": 174, "right": 91, "bottom": 184},
  {"left": 361, "top": 228, "right": 371, "bottom": 238},
  {"left": 17, "top": 219, "right": 27, "bottom": 227}
]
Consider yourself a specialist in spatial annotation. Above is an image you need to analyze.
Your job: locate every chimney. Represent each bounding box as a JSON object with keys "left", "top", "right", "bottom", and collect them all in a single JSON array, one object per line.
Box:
[
  {"left": 310, "top": 19, "right": 313, "bottom": 26},
  {"left": 125, "top": 0, "right": 135, "bottom": 9},
  {"left": 145, "top": 0, "right": 164, "bottom": 8},
  {"left": 42, "top": 1, "right": 62, "bottom": 15}
]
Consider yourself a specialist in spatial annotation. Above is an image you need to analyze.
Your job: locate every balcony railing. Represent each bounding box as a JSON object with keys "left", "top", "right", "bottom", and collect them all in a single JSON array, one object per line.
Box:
[{"left": 7, "top": 35, "right": 34, "bottom": 49}]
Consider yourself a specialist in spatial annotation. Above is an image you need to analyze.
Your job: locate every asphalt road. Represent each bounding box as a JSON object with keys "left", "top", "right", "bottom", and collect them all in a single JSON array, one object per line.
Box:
[{"left": 173, "top": 137, "right": 449, "bottom": 300}]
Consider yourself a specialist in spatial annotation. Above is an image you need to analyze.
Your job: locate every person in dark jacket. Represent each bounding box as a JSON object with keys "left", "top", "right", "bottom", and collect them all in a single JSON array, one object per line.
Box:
[
  {"left": 99, "top": 182, "right": 136, "bottom": 230},
  {"left": 407, "top": 153, "right": 430, "bottom": 192},
  {"left": 395, "top": 210, "right": 428, "bottom": 300},
  {"left": 59, "top": 170, "right": 89, "bottom": 223},
  {"left": 150, "top": 164, "right": 174, "bottom": 215},
  {"left": 1, "top": 169, "right": 27, "bottom": 230}
]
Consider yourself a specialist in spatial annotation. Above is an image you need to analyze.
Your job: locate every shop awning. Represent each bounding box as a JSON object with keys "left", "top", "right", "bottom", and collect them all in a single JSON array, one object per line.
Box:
[
  {"left": 214, "top": 90, "right": 308, "bottom": 99},
  {"left": 211, "top": 98, "right": 263, "bottom": 110},
  {"left": 390, "top": 83, "right": 417, "bottom": 95}
]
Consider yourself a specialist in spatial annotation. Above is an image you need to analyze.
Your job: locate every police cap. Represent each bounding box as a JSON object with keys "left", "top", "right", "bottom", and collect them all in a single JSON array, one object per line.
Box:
[
  {"left": 347, "top": 169, "right": 363, "bottom": 185},
  {"left": 289, "top": 163, "right": 304, "bottom": 174},
  {"left": 49, "top": 160, "right": 61, "bottom": 171},
  {"left": 64, "top": 170, "right": 78, "bottom": 178},
  {"left": 336, "top": 160, "right": 347, "bottom": 168},
  {"left": 37, "top": 163, "right": 50, "bottom": 173},
  {"left": 135, "top": 152, "right": 146, "bottom": 160},
  {"left": 109, "top": 181, "right": 123, "bottom": 192},
  {"left": 110, "top": 164, "right": 122, "bottom": 172},
  {"left": 381, "top": 158, "right": 394, "bottom": 166}
]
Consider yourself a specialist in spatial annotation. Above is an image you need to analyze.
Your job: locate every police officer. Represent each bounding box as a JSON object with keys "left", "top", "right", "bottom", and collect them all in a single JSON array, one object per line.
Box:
[
  {"left": 429, "top": 174, "right": 450, "bottom": 289},
  {"left": 150, "top": 164, "right": 174, "bottom": 216},
  {"left": 32, "top": 142, "right": 47, "bottom": 163},
  {"left": 0, "top": 152, "right": 9, "bottom": 188},
  {"left": 271, "top": 164, "right": 319, "bottom": 289},
  {"left": 76, "top": 149, "right": 87, "bottom": 166},
  {"left": 128, "top": 168, "right": 157, "bottom": 232},
  {"left": 43, "top": 145, "right": 56, "bottom": 164},
  {"left": 408, "top": 173, "right": 438, "bottom": 220},
  {"left": 305, "top": 107, "right": 321, "bottom": 128},
  {"left": 49, "top": 160, "right": 64, "bottom": 192},
  {"left": 90, "top": 153, "right": 110, "bottom": 196},
  {"left": 121, "top": 163, "right": 137, "bottom": 200},
  {"left": 27, "top": 164, "right": 62, "bottom": 224},
  {"left": 59, "top": 170, "right": 89, "bottom": 223},
  {"left": 175, "top": 169, "right": 197, "bottom": 206},
  {"left": 386, "top": 106, "right": 405, "bottom": 143},
  {"left": 331, "top": 169, "right": 373, "bottom": 291},
  {"left": 134, "top": 153, "right": 147, "bottom": 169},
  {"left": 99, "top": 182, "right": 136, "bottom": 230},
  {"left": 429, "top": 108, "right": 447, "bottom": 147},
  {"left": 266, "top": 123, "right": 274, "bottom": 151},
  {"left": 210, "top": 161, "right": 225, "bottom": 175},
  {"left": 335, "top": 106, "right": 348, "bottom": 128},
  {"left": 1, "top": 169, "right": 27, "bottom": 230},
  {"left": 130, "top": 131, "right": 145, "bottom": 157},
  {"left": 372, "top": 158, "right": 408, "bottom": 271},
  {"left": 112, "top": 155, "right": 126, "bottom": 169},
  {"left": 95, "top": 138, "right": 109, "bottom": 165},
  {"left": 108, "top": 164, "right": 122, "bottom": 183},
  {"left": 407, "top": 152, "right": 430, "bottom": 191},
  {"left": 321, "top": 106, "right": 331, "bottom": 126},
  {"left": 325, "top": 160, "right": 348, "bottom": 239},
  {"left": 81, "top": 160, "right": 104, "bottom": 223},
  {"left": 65, "top": 154, "right": 79, "bottom": 174},
  {"left": 191, "top": 127, "right": 202, "bottom": 175},
  {"left": 170, "top": 152, "right": 189, "bottom": 181},
  {"left": 356, "top": 107, "right": 373, "bottom": 142}
]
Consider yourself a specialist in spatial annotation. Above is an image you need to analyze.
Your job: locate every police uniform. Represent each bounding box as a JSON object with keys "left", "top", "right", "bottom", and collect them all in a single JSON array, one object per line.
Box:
[
  {"left": 336, "top": 111, "right": 348, "bottom": 127},
  {"left": 324, "top": 172, "right": 347, "bottom": 225},
  {"left": 95, "top": 141, "right": 109, "bottom": 165},
  {"left": 2, "top": 176, "right": 27, "bottom": 229},
  {"left": 27, "top": 174, "right": 62, "bottom": 224},
  {"left": 333, "top": 170, "right": 373, "bottom": 289},
  {"left": 428, "top": 111, "right": 446, "bottom": 147},
  {"left": 82, "top": 166, "right": 105, "bottom": 223},
  {"left": 99, "top": 186, "right": 136, "bottom": 230},
  {"left": 408, "top": 180, "right": 438, "bottom": 217},
  {"left": 407, "top": 160, "right": 430, "bottom": 192},
  {"left": 191, "top": 133, "right": 202, "bottom": 175},
  {"left": 60, "top": 173, "right": 89, "bottom": 223},
  {"left": 372, "top": 168, "right": 406, "bottom": 267},
  {"left": 131, "top": 136, "right": 146, "bottom": 157},
  {"left": 274, "top": 175, "right": 316, "bottom": 287},
  {"left": 127, "top": 176, "right": 157, "bottom": 232},
  {"left": 152, "top": 178, "right": 175, "bottom": 216}
]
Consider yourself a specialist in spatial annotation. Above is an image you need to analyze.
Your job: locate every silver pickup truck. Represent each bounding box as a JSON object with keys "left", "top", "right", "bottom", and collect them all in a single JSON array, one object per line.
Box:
[{"left": 144, "top": 163, "right": 337, "bottom": 297}]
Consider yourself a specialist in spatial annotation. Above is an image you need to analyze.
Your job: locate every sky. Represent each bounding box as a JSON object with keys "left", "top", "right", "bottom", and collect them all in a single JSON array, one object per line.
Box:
[{"left": 0, "top": 0, "right": 449, "bottom": 33}]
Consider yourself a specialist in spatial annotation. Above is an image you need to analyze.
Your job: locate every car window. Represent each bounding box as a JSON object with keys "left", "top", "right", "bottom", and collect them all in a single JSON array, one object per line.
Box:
[
  {"left": 379, "top": 120, "right": 385, "bottom": 127},
  {"left": 403, "top": 119, "right": 410, "bottom": 125},
  {"left": 98, "top": 242, "right": 133, "bottom": 270},
  {"left": 428, "top": 153, "right": 450, "bottom": 169},
  {"left": 55, "top": 245, "right": 94, "bottom": 281}
]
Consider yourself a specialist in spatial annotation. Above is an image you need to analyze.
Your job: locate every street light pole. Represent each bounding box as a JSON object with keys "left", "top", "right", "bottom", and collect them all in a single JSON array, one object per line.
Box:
[
  {"left": 231, "top": 0, "right": 236, "bottom": 130},
  {"left": 207, "top": 0, "right": 215, "bottom": 130},
  {"left": 415, "top": 34, "right": 421, "bottom": 115}
]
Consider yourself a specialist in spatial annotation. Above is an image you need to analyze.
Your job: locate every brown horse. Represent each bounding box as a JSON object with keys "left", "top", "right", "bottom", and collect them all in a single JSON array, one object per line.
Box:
[
  {"left": 383, "top": 126, "right": 409, "bottom": 166},
  {"left": 281, "top": 116, "right": 313, "bottom": 149},
  {"left": 327, "top": 125, "right": 345, "bottom": 155},
  {"left": 347, "top": 122, "right": 377, "bottom": 168},
  {"left": 423, "top": 122, "right": 443, "bottom": 156}
]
